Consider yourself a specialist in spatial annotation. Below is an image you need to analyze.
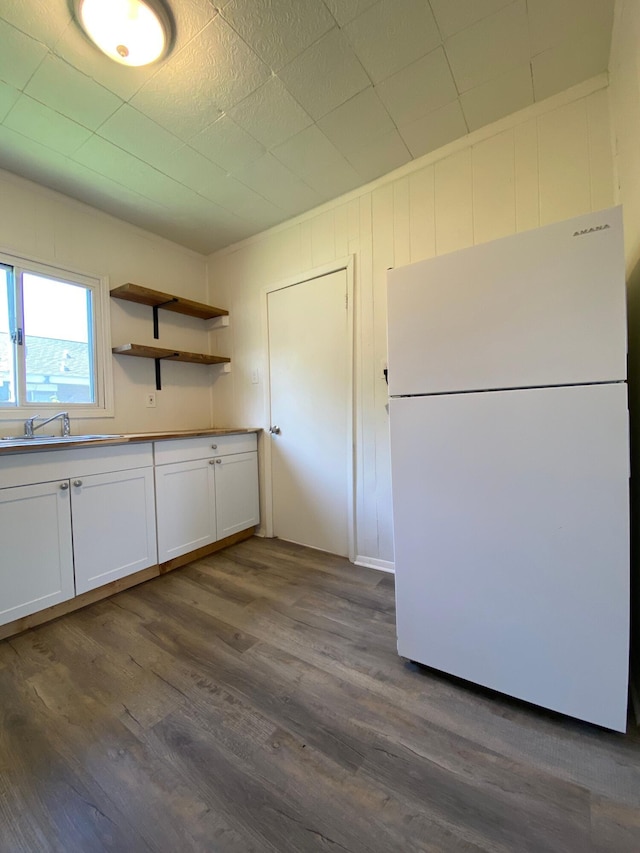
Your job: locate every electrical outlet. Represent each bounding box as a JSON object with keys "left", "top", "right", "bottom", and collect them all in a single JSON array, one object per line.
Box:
[{"left": 145, "top": 392, "right": 156, "bottom": 408}]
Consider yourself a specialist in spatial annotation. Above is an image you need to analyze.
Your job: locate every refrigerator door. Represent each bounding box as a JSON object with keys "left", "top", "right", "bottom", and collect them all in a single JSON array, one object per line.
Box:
[
  {"left": 387, "top": 207, "right": 626, "bottom": 397},
  {"left": 390, "top": 383, "right": 630, "bottom": 731}
]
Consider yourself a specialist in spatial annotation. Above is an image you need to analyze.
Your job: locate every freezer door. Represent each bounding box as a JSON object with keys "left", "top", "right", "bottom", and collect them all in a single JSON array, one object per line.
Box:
[
  {"left": 387, "top": 207, "right": 626, "bottom": 396},
  {"left": 390, "top": 383, "right": 629, "bottom": 731}
]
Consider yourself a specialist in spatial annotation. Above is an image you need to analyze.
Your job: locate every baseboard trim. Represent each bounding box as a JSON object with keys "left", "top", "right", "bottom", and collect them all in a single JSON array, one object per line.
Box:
[
  {"left": 354, "top": 556, "right": 395, "bottom": 574},
  {"left": 0, "top": 527, "right": 256, "bottom": 641}
]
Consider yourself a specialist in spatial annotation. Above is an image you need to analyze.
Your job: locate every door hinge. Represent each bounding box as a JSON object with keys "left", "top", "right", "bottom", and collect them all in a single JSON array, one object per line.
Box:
[{"left": 10, "top": 328, "right": 23, "bottom": 345}]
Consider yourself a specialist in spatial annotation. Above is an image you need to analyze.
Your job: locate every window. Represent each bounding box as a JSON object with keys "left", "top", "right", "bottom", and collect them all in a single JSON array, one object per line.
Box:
[{"left": 0, "top": 254, "right": 112, "bottom": 414}]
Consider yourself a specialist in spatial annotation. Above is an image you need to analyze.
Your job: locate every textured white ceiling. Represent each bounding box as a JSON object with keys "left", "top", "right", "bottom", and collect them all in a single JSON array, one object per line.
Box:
[{"left": 0, "top": 0, "right": 615, "bottom": 254}]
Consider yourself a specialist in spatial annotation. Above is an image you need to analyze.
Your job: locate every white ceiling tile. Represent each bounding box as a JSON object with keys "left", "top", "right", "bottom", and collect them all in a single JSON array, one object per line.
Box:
[
  {"left": 398, "top": 99, "right": 468, "bottom": 158},
  {"left": 3, "top": 95, "right": 92, "bottom": 155},
  {"left": 155, "top": 145, "right": 228, "bottom": 196},
  {"left": 376, "top": 48, "right": 458, "bottom": 127},
  {"left": 271, "top": 124, "right": 362, "bottom": 195},
  {"left": 72, "top": 136, "right": 195, "bottom": 207},
  {"left": 221, "top": 0, "right": 335, "bottom": 70},
  {"left": 189, "top": 115, "right": 265, "bottom": 172},
  {"left": 234, "top": 153, "right": 322, "bottom": 211},
  {"left": 228, "top": 77, "right": 313, "bottom": 149},
  {"left": 344, "top": 0, "right": 440, "bottom": 84},
  {"left": 0, "top": 81, "right": 20, "bottom": 123},
  {"left": 190, "top": 174, "right": 275, "bottom": 216},
  {"left": 272, "top": 124, "right": 347, "bottom": 174},
  {"left": 303, "top": 158, "right": 363, "bottom": 200},
  {"left": 0, "top": 0, "right": 72, "bottom": 48},
  {"left": 131, "top": 17, "right": 270, "bottom": 139},
  {"left": 96, "top": 105, "right": 182, "bottom": 169},
  {"left": 346, "top": 128, "right": 412, "bottom": 182},
  {"left": 278, "top": 28, "right": 370, "bottom": 120},
  {"left": 25, "top": 55, "right": 123, "bottom": 131},
  {"left": 528, "top": 0, "right": 614, "bottom": 56},
  {"left": 322, "top": 0, "right": 378, "bottom": 26},
  {"left": 235, "top": 204, "right": 286, "bottom": 234},
  {"left": 0, "top": 125, "right": 170, "bottom": 218},
  {"left": 0, "top": 19, "right": 48, "bottom": 90},
  {"left": 429, "top": 0, "right": 515, "bottom": 39},
  {"left": 202, "top": 179, "right": 286, "bottom": 230},
  {"left": 445, "top": 1, "right": 530, "bottom": 93},
  {"left": 532, "top": 31, "right": 611, "bottom": 102},
  {"left": 460, "top": 63, "right": 533, "bottom": 132},
  {"left": 317, "top": 88, "right": 395, "bottom": 156}
]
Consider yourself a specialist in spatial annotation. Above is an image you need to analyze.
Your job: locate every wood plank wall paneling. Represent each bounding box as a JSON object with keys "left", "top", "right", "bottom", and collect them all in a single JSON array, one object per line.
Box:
[
  {"left": 206, "top": 85, "right": 616, "bottom": 568},
  {"left": 538, "top": 99, "right": 593, "bottom": 224}
]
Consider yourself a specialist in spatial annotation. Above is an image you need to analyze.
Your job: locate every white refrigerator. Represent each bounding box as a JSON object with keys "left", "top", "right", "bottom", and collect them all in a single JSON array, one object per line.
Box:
[{"left": 387, "top": 206, "right": 630, "bottom": 732}]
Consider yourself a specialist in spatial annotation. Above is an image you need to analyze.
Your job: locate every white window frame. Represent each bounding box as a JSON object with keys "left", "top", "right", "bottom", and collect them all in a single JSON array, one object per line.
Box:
[{"left": 0, "top": 250, "right": 113, "bottom": 419}]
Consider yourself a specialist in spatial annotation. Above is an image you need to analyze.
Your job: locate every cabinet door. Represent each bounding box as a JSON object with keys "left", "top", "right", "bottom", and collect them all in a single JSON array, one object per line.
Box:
[
  {"left": 155, "top": 459, "right": 217, "bottom": 563},
  {"left": 214, "top": 451, "right": 259, "bottom": 540},
  {"left": 72, "top": 467, "right": 157, "bottom": 594},
  {"left": 0, "top": 481, "right": 74, "bottom": 626}
]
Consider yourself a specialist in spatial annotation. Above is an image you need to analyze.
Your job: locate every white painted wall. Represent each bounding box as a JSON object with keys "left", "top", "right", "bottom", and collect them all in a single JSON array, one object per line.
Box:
[
  {"left": 206, "top": 76, "right": 615, "bottom": 568},
  {"left": 0, "top": 169, "right": 213, "bottom": 436},
  {"left": 609, "top": 0, "right": 640, "bottom": 705}
]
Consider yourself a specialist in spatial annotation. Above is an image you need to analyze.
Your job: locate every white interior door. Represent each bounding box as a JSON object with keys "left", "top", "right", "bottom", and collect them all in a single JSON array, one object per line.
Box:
[{"left": 268, "top": 268, "right": 351, "bottom": 557}]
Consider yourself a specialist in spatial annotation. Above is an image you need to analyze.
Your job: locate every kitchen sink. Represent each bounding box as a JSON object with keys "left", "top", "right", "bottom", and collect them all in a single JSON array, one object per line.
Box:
[{"left": 0, "top": 434, "right": 123, "bottom": 444}]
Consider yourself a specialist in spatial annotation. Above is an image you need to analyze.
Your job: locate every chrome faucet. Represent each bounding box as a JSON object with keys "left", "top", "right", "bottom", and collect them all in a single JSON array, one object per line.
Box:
[{"left": 24, "top": 411, "right": 71, "bottom": 437}]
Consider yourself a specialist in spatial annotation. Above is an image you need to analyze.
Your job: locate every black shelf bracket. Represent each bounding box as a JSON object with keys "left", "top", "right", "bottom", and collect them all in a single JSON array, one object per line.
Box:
[
  {"left": 152, "top": 298, "right": 179, "bottom": 339},
  {"left": 154, "top": 353, "right": 180, "bottom": 390}
]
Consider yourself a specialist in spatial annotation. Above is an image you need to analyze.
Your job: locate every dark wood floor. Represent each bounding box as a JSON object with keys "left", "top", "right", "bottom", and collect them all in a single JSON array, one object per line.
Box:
[{"left": 1, "top": 537, "right": 639, "bottom": 852}]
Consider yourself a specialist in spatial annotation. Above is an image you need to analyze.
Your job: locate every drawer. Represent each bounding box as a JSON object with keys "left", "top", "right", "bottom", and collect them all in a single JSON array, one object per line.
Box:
[
  {"left": 0, "top": 443, "right": 154, "bottom": 489},
  {"left": 154, "top": 432, "right": 257, "bottom": 466}
]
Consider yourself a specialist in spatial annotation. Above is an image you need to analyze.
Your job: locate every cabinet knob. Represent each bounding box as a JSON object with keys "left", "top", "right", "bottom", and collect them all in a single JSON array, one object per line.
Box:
[
  {"left": 215, "top": 458, "right": 222, "bottom": 464},
  {"left": 209, "top": 459, "right": 216, "bottom": 465},
  {"left": 73, "top": 480, "right": 83, "bottom": 487},
  {"left": 269, "top": 425, "right": 281, "bottom": 435},
  {"left": 211, "top": 444, "right": 218, "bottom": 449},
  {"left": 59, "top": 482, "right": 69, "bottom": 490}
]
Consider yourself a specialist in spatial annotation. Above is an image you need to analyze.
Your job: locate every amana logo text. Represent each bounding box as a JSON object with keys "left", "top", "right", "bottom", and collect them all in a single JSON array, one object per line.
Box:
[{"left": 572, "top": 224, "right": 610, "bottom": 236}]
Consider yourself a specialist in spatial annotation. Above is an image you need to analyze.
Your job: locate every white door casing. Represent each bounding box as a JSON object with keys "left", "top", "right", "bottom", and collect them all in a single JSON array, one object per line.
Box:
[{"left": 264, "top": 259, "right": 354, "bottom": 559}]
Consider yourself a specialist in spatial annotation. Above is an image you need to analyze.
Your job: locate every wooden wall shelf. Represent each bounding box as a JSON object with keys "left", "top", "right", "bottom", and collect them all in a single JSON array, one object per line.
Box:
[
  {"left": 110, "top": 283, "right": 228, "bottom": 321},
  {"left": 113, "top": 344, "right": 230, "bottom": 365},
  {"left": 112, "top": 344, "right": 231, "bottom": 389}
]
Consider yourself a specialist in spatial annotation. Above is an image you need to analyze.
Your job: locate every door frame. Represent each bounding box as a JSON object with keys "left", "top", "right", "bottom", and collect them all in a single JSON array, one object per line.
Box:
[{"left": 260, "top": 256, "right": 355, "bottom": 562}]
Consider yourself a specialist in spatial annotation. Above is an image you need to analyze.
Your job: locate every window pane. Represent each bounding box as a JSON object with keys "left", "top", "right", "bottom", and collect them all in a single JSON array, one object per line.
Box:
[
  {"left": 0, "top": 265, "right": 16, "bottom": 404},
  {"left": 23, "top": 273, "right": 95, "bottom": 405}
]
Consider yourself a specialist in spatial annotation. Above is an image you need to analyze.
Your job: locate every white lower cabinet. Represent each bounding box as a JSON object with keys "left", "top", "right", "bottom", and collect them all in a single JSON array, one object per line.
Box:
[
  {"left": 71, "top": 467, "right": 157, "bottom": 594},
  {"left": 155, "top": 459, "right": 217, "bottom": 563},
  {"left": 0, "top": 480, "right": 75, "bottom": 625},
  {"left": 0, "top": 434, "right": 258, "bottom": 629},
  {"left": 214, "top": 452, "right": 260, "bottom": 539},
  {"left": 154, "top": 433, "right": 259, "bottom": 564},
  {"left": 0, "top": 443, "right": 157, "bottom": 626}
]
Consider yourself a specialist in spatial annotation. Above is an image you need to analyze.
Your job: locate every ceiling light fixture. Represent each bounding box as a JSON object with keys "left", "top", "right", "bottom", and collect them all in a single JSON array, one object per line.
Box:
[{"left": 74, "top": 0, "right": 174, "bottom": 67}]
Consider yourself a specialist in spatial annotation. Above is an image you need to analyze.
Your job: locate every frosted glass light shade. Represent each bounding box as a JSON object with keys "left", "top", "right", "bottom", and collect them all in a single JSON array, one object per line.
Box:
[{"left": 76, "top": 0, "right": 172, "bottom": 67}]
